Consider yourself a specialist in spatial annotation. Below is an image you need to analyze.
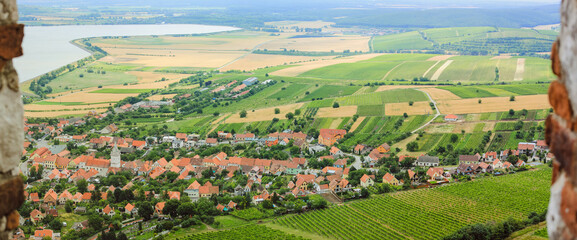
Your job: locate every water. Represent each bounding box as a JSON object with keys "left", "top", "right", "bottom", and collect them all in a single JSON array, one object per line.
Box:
[{"left": 13, "top": 24, "right": 240, "bottom": 82}]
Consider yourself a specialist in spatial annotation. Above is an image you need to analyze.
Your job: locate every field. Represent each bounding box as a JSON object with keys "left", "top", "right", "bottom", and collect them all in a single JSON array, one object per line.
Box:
[
  {"left": 257, "top": 36, "right": 371, "bottom": 52},
  {"left": 182, "top": 225, "right": 305, "bottom": 240},
  {"left": 419, "top": 88, "right": 461, "bottom": 100},
  {"left": 436, "top": 95, "right": 550, "bottom": 114},
  {"left": 224, "top": 103, "right": 304, "bottom": 123},
  {"left": 372, "top": 31, "right": 433, "bottom": 51},
  {"left": 384, "top": 101, "right": 432, "bottom": 116},
  {"left": 220, "top": 54, "right": 326, "bottom": 72},
  {"left": 269, "top": 54, "right": 384, "bottom": 77},
  {"left": 274, "top": 168, "right": 551, "bottom": 240}
]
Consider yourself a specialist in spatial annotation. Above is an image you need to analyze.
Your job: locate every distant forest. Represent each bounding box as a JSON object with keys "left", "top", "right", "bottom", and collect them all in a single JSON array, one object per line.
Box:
[{"left": 19, "top": 0, "right": 560, "bottom": 29}]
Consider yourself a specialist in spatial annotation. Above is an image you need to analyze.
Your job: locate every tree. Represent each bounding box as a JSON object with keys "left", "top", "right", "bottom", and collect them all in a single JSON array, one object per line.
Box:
[
  {"left": 65, "top": 200, "right": 74, "bottom": 213},
  {"left": 308, "top": 194, "right": 328, "bottom": 209},
  {"left": 88, "top": 214, "right": 104, "bottom": 230},
  {"left": 295, "top": 109, "right": 301, "bottom": 115},
  {"left": 360, "top": 187, "right": 371, "bottom": 198},
  {"left": 117, "top": 232, "right": 128, "bottom": 240},
  {"left": 285, "top": 112, "right": 294, "bottom": 120},
  {"left": 510, "top": 96, "right": 515, "bottom": 101},
  {"left": 49, "top": 219, "right": 63, "bottom": 231},
  {"left": 239, "top": 110, "right": 247, "bottom": 118},
  {"left": 509, "top": 109, "right": 515, "bottom": 116},
  {"left": 333, "top": 102, "right": 340, "bottom": 108},
  {"left": 164, "top": 199, "right": 180, "bottom": 218},
  {"left": 138, "top": 202, "right": 154, "bottom": 221},
  {"left": 478, "top": 99, "right": 482, "bottom": 104},
  {"left": 177, "top": 202, "right": 195, "bottom": 217},
  {"left": 403, "top": 113, "right": 408, "bottom": 118},
  {"left": 450, "top": 134, "right": 459, "bottom": 143},
  {"left": 407, "top": 142, "right": 419, "bottom": 152},
  {"left": 274, "top": 108, "right": 280, "bottom": 114},
  {"left": 409, "top": 101, "right": 414, "bottom": 106}
]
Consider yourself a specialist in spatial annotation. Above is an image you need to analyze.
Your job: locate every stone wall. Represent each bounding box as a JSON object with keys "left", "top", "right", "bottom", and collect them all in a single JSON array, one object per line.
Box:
[
  {"left": 0, "top": 0, "right": 25, "bottom": 239},
  {"left": 547, "top": 0, "right": 577, "bottom": 239}
]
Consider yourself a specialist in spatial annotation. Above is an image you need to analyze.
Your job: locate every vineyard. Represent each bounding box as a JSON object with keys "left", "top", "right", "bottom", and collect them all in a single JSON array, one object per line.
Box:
[
  {"left": 273, "top": 168, "right": 551, "bottom": 240},
  {"left": 182, "top": 225, "right": 305, "bottom": 240}
]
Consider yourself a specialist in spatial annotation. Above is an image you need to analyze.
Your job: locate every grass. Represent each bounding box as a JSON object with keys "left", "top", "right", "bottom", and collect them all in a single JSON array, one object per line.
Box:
[
  {"left": 300, "top": 85, "right": 361, "bottom": 101},
  {"left": 372, "top": 31, "right": 433, "bottom": 51},
  {"left": 213, "top": 215, "right": 250, "bottom": 229},
  {"left": 267, "top": 84, "right": 311, "bottom": 100},
  {"left": 46, "top": 62, "right": 138, "bottom": 93},
  {"left": 338, "top": 89, "right": 428, "bottom": 106},
  {"left": 357, "top": 105, "right": 385, "bottom": 116},
  {"left": 90, "top": 89, "right": 152, "bottom": 94}
]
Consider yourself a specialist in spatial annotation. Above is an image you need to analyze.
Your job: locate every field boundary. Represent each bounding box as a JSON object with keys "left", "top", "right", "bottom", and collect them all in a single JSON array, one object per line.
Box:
[
  {"left": 514, "top": 58, "right": 526, "bottom": 81},
  {"left": 381, "top": 62, "right": 405, "bottom": 81},
  {"left": 422, "top": 61, "right": 441, "bottom": 77}
]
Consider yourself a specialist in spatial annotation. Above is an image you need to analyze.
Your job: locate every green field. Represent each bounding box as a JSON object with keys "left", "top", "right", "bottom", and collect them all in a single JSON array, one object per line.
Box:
[
  {"left": 338, "top": 89, "right": 428, "bottom": 106},
  {"left": 300, "top": 85, "right": 361, "bottom": 101},
  {"left": 372, "top": 31, "right": 433, "bottom": 51},
  {"left": 274, "top": 168, "right": 551, "bottom": 240},
  {"left": 182, "top": 225, "right": 305, "bottom": 240}
]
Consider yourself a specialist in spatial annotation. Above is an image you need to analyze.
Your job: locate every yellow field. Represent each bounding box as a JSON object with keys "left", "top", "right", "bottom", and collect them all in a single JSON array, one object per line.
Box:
[
  {"left": 24, "top": 103, "right": 111, "bottom": 111},
  {"left": 436, "top": 95, "right": 550, "bottom": 114},
  {"left": 148, "top": 94, "right": 177, "bottom": 101},
  {"left": 47, "top": 92, "right": 139, "bottom": 103},
  {"left": 329, "top": 118, "right": 343, "bottom": 129},
  {"left": 425, "top": 124, "right": 455, "bottom": 134},
  {"left": 258, "top": 36, "right": 370, "bottom": 52},
  {"left": 25, "top": 109, "right": 106, "bottom": 118},
  {"left": 100, "top": 48, "right": 246, "bottom": 68},
  {"left": 384, "top": 101, "right": 433, "bottom": 116},
  {"left": 419, "top": 88, "right": 461, "bottom": 100},
  {"left": 316, "top": 106, "right": 357, "bottom": 118},
  {"left": 225, "top": 103, "right": 304, "bottom": 123},
  {"left": 270, "top": 53, "right": 383, "bottom": 77},
  {"left": 350, "top": 116, "right": 366, "bottom": 132},
  {"left": 452, "top": 122, "right": 478, "bottom": 134},
  {"left": 219, "top": 54, "right": 326, "bottom": 71}
]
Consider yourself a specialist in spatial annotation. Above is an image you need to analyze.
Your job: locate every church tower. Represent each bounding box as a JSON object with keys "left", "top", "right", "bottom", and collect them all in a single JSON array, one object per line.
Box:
[{"left": 111, "top": 143, "right": 121, "bottom": 168}]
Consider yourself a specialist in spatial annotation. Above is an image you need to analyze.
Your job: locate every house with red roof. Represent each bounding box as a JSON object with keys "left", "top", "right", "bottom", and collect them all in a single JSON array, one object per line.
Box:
[
  {"left": 125, "top": 203, "right": 138, "bottom": 215},
  {"left": 329, "top": 146, "right": 343, "bottom": 157},
  {"left": 34, "top": 229, "right": 53, "bottom": 240},
  {"left": 199, "top": 181, "right": 219, "bottom": 198},
  {"left": 168, "top": 191, "right": 181, "bottom": 200},
  {"left": 382, "top": 173, "right": 400, "bottom": 186},
  {"left": 360, "top": 174, "right": 375, "bottom": 188},
  {"left": 155, "top": 202, "right": 165, "bottom": 217},
  {"left": 426, "top": 168, "right": 445, "bottom": 181},
  {"left": 444, "top": 114, "right": 458, "bottom": 121},
  {"left": 318, "top": 129, "right": 347, "bottom": 146},
  {"left": 30, "top": 209, "right": 45, "bottom": 224}
]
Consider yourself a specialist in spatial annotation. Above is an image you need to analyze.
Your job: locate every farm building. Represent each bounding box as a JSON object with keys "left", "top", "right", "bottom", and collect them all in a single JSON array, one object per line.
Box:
[
  {"left": 243, "top": 77, "right": 259, "bottom": 86},
  {"left": 444, "top": 114, "right": 458, "bottom": 121},
  {"left": 415, "top": 155, "right": 440, "bottom": 167}
]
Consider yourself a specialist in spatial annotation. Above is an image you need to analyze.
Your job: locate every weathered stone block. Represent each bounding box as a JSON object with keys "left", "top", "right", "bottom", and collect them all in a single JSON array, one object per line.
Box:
[{"left": 0, "top": 176, "right": 23, "bottom": 217}]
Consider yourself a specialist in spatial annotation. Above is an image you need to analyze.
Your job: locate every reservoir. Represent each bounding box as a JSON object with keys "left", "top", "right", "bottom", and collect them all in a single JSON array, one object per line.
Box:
[{"left": 14, "top": 24, "right": 240, "bottom": 82}]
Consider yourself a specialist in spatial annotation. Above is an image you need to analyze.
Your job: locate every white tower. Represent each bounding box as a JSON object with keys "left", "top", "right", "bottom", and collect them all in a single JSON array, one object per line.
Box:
[{"left": 111, "top": 143, "right": 121, "bottom": 168}]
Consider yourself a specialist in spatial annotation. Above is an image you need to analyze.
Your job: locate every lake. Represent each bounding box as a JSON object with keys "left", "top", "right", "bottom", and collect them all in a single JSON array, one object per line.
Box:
[{"left": 13, "top": 24, "right": 240, "bottom": 82}]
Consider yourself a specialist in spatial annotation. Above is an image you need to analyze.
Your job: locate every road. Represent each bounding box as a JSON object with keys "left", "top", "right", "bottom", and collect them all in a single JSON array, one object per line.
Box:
[
  {"left": 344, "top": 153, "right": 363, "bottom": 169},
  {"left": 411, "top": 89, "right": 440, "bottom": 134}
]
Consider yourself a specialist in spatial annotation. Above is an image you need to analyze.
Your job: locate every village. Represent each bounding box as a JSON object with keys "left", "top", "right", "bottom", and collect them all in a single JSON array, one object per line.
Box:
[{"left": 13, "top": 109, "right": 552, "bottom": 240}]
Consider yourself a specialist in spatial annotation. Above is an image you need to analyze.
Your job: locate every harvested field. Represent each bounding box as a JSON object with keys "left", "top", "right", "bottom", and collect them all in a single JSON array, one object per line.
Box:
[
  {"left": 350, "top": 117, "right": 366, "bottom": 132},
  {"left": 427, "top": 55, "right": 454, "bottom": 61},
  {"left": 375, "top": 85, "right": 429, "bottom": 92},
  {"left": 225, "top": 103, "right": 304, "bottom": 123},
  {"left": 258, "top": 36, "right": 370, "bottom": 52},
  {"left": 490, "top": 55, "right": 512, "bottom": 60},
  {"left": 101, "top": 48, "right": 246, "bottom": 68},
  {"left": 426, "top": 124, "right": 455, "bottom": 134},
  {"left": 514, "top": 58, "right": 526, "bottom": 81},
  {"left": 270, "top": 54, "right": 383, "bottom": 77},
  {"left": 25, "top": 103, "right": 110, "bottom": 111},
  {"left": 316, "top": 106, "right": 358, "bottom": 118},
  {"left": 431, "top": 60, "right": 453, "bottom": 80},
  {"left": 436, "top": 95, "right": 550, "bottom": 114},
  {"left": 219, "top": 54, "right": 325, "bottom": 71},
  {"left": 384, "top": 101, "right": 432, "bottom": 116},
  {"left": 47, "top": 92, "right": 140, "bottom": 103},
  {"left": 25, "top": 109, "right": 106, "bottom": 118},
  {"left": 148, "top": 94, "right": 177, "bottom": 101},
  {"left": 420, "top": 88, "right": 461, "bottom": 100}
]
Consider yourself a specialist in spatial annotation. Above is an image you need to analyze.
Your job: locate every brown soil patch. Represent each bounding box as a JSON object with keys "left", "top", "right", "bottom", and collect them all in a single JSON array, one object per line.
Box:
[
  {"left": 350, "top": 117, "right": 366, "bottom": 132},
  {"left": 420, "top": 88, "right": 461, "bottom": 100},
  {"left": 270, "top": 53, "right": 383, "bottom": 77},
  {"left": 148, "top": 94, "right": 177, "bottom": 101},
  {"left": 436, "top": 95, "right": 550, "bottom": 114},
  {"left": 259, "top": 36, "right": 370, "bottom": 52},
  {"left": 225, "top": 103, "right": 305, "bottom": 123},
  {"left": 220, "top": 54, "right": 325, "bottom": 72},
  {"left": 316, "top": 106, "right": 358, "bottom": 118},
  {"left": 385, "top": 101, "right": 433, "bottom": 116},
  {"left": 425, "top": 124, "right": 455, "bottom": 134},
  {"left": 427, "top": 55, "right": 454, "bottom": 61},
  {"left": 483, "top": 122, "right": 496, "bottom": 131}
]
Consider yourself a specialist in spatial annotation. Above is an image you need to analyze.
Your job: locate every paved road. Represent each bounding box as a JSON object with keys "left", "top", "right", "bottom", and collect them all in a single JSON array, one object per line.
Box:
[
  {"left": 411, "top": 89, "right": 441, "bottom": 134},
  {"left": 344, "top": 153, "right": 363, "bottom": 169}
]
